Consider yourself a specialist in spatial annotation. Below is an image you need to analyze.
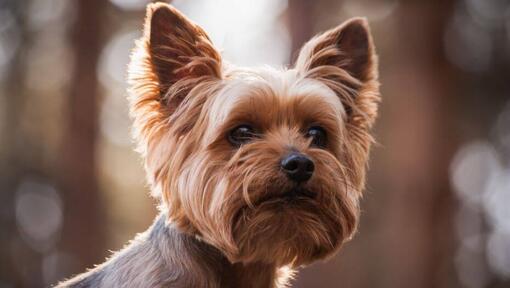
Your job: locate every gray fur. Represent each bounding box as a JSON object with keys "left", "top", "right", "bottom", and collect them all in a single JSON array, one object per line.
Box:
[{"left": 55, "top": 214, "right": 280, "bottom": 288}]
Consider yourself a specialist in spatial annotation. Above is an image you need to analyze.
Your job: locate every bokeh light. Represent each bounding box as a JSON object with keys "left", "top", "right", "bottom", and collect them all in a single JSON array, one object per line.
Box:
[
  {"left": 0, "top": 8, "right": 20, "bottom": 80},
  {"left": 109, "top": 0, "right": 148, "bottom": 11},
  {"left": 15, "top": 179, "right": 63, "bottom": 253},
  {"left": 173, "top": 0, "right": 291, "bottom": 66},
  {"left": 450, "top": 99, "right": 510, "bottom": 285},
  {"left": 342, "top": 0, "right": 399, "bottom": 22}
]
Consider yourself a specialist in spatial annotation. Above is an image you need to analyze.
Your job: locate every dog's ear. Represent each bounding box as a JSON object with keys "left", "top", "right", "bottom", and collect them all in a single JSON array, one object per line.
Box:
[
  {"left": 128, "top": 3, "right": 221, "bottom": 113},
  {"left": 128, "top": 3, "right": 222, "bottom": 158},
  {"left": 295, "top": 17, "right": 377, "bottom": 83},
  {"left": 146, "top": 3, "right": 221, "bottom": 94},
  {"left": 295, "top": 17, "right": 379, "bottom": 123}
]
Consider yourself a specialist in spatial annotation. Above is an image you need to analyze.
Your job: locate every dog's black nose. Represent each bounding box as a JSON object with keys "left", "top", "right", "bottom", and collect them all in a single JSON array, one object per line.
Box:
[{"left": 281, "top": 153, "right": 314, "bottom": 182}]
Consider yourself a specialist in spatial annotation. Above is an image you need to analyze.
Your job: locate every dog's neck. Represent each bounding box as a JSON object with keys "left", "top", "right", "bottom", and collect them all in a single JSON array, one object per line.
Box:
[
  {"left": 59, "top": 213, "right": 286, "bottom": 288},
  {"left": 149, "top": 213, "right": 282, "bottom": 287}
]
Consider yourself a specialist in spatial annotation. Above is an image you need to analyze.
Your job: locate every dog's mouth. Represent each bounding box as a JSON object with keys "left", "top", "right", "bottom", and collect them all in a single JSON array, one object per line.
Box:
[
  {"left": 281, "top": 188, "right": 316, "bottom": 200},
  {"left": 255, "top": 187, "right": 317, "bottom": 206}
]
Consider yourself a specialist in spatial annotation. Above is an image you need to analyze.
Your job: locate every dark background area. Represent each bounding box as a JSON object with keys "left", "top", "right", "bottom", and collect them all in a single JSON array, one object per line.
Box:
[{"left": 1, "top": 0, "right": 509, "bottom": 287}]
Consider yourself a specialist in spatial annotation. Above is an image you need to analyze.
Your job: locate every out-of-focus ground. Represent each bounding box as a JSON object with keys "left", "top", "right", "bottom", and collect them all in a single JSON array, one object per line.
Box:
[{"left": 1, "top": 0, "right": 509, "bottom": 287}]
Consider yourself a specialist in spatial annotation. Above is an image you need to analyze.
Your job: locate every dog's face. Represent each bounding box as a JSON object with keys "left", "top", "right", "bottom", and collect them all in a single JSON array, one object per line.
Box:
[{"left": 128, "top": 3, "right": 379, "bottom": 266}]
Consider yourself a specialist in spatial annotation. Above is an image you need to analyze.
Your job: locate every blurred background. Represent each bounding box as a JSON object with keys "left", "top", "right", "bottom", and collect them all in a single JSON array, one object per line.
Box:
[{"left": 0, "top": 0, "right": 509, "bottom": 287}]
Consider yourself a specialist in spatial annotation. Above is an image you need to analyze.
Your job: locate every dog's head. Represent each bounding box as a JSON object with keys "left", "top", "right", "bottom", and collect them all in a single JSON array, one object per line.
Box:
[{"left": 128, "top": 3, "right": 379, "bottom": 266}]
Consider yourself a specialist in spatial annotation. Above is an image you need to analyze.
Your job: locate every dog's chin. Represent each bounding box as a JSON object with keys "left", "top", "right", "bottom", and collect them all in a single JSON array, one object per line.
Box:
[{"left": 232, "top": 190, "right": 345, "bottom": 266}]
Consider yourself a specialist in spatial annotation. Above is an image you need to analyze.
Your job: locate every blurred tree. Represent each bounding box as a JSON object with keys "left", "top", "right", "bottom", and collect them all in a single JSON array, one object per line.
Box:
[
  {"left": 287, "top": 0, "right": 314, "bottom": 63},
  {"left": 58, "top": 0, "right": 108, "bottom": 275},
  {"left": 0, "top": 2, "right": 30, "bottom": 287}
]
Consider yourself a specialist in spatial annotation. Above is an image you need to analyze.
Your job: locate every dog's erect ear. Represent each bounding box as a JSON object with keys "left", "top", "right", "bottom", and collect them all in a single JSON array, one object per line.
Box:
[
  {"left": 295, "top": 18, "right": 379, "bottom": 123},
  {"left": 128, "top": 3, "right": 222, "bottom": 153},
  {"left": 147, "top": 3, "right": 221, "bottom": 94},
  {"left": 129, "top": 3, "right": 221, "bottom": 108},
  {"left": 295, "top": 17, "right": 376, "bottom": 83}
]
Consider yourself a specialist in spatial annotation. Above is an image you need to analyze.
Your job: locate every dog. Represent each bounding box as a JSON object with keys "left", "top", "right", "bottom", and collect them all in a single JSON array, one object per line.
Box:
[{"left": 57, "top": 2, "right": 379, "bottom": 287}]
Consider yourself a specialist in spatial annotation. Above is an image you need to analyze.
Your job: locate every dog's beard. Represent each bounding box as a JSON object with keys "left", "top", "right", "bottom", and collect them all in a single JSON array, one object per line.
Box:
[
  {"left": 230, "top": 180, "right": 358, "bottom": 266},
  {"left": 233, "top": 196, "right": 349, "bottom": 266}
]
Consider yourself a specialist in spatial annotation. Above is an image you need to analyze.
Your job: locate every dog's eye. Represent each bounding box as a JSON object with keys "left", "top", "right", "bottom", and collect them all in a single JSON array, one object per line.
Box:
[
  {"left": 228, "top": 125, "right": 256, "bottom": 146},
  {"left": 306, "top": 126, "right": 327, "bottom": 148}
]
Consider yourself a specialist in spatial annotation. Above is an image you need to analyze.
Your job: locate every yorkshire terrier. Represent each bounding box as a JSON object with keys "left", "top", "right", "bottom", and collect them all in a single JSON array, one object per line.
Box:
[{"left": 57, "top": 2, "right": 379, "bottom": 287}]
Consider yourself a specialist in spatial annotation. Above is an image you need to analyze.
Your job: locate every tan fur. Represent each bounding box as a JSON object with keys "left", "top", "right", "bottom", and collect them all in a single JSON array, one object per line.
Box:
[{"left": 58, "top": 3, "right": 380, "bottom": 287}]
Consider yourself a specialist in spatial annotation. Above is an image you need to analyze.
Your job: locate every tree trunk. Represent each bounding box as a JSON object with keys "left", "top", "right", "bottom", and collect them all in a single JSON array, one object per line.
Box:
[{"left": 59, "top": 0, "right": 107, "bottom": 274}]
